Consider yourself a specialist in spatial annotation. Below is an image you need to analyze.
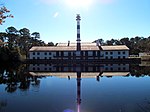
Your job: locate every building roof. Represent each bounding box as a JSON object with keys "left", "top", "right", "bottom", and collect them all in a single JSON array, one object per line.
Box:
[
  {"left": 29, "top": 43, "right": 129, "bottom": 52},
  {"left": 101, "top": 45, "right": 129, "bottom": 51},
  {"left": 29, "top": 46, "right": 76, "bottom": 51}
]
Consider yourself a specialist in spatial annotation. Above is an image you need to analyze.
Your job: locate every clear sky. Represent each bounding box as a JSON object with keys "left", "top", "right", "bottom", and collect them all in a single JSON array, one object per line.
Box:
[{"left": 0, "top": 0, "right": 150, "bottom": 43}]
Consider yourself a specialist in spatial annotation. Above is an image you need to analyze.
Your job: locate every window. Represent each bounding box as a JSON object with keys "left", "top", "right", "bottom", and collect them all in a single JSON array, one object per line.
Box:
[
  {"left": 110, "top": 67, "right": 113, "bottom": 71},
  {"left": 105, "top": 67, "right": 108, "bottom": 70},
  {"left": 93, "top": 51, "right": 96, "bottom": 56},
  {"left": 37, "top": 57, "right": 40, "bottom": 59},
  {"left": 85, "top": 66, "right": 88, "bottom": 71},
  {"left": 49, "top": 57, "right": 51, "bottom": 59},
  {"left": 110, "top": 56, "right": 113, "bottom": 59},
  {"left": 37, "top": 52, "right": 40, "bottom": 55},
  {"left": 68, "top": 52, "right": 70, "bottom": 56},
  {"left": 33, "top": 67, "right": 35, "bottom": 70},
  {"left": 118, "top": 56, "right": 120, "bottom": 59},
  {"left": 123, "top": 51, "right": 125, "bottom": 54},
  {"left": 45, "top": 57, "right": 47, "bottom": 59},
  {"left": 85, "top": 51, "right": 88, "bottom": 56},
  {"left": 61, "top": 51, "right": 64, "bottom": 56},
  {"left": 118, "top": 51, "right": 120, "bottom": 54},
  {"left": 33, "top": 52, "right": 35, "bottom": 55},
  {"left": 33, "top": 57, "right": 35, "bottom": 59},
  {"left": 123, "top": 56, "right": 126, "bottom": 59},
  {"left": 45, "top": 52, "right": 47, "bottom": 55},
  {"left": 93, "top": 67, "right": 96, "bottom": 71},
  {"left": 123, "top": 67, "right": 126, "bottom": 70},
  {"left": 118, "top": 67, "right": 121, "bottom": 70},
  {"left": 56, "top": 51, "right": 59, "bottom": 57},
  {"left": 110, "top": 52, "right": 113, "bottom": 55},
  {"left": 49, "top": 52, "right": 51, "bottom": 55},
  {"left": 45, "top": 68, "right": 47, "bottom": 70},
  {"left": 105, "top": 52, "right": 108, "bottom": 55},
  {"left": 105, "top": 56, "right": 108, "bottom": 59},
  {"left": 97, "top": 51, "right": 100, "bottom": 57}
]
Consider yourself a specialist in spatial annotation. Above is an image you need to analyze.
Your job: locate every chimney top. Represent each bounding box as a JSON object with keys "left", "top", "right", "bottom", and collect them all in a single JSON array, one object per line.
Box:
[{"left": 76, "top": 14, "right": 81, "bottom": 21}]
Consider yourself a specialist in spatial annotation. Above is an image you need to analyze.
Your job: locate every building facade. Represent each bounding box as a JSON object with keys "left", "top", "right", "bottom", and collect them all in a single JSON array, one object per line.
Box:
[{"left": 29, "top": 43, "right": 129, "bottom": 60}]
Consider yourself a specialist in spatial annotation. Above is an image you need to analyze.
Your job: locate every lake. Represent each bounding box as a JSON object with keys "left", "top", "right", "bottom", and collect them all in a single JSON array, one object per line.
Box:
[{"left": 0, "top": 63, "right": 150, "bottom": 112}]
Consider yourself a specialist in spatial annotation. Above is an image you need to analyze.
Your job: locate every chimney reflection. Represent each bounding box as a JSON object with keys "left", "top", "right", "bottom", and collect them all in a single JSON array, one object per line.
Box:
[{"left": 77, "top": 72, "right": 81, "bottom": 112}]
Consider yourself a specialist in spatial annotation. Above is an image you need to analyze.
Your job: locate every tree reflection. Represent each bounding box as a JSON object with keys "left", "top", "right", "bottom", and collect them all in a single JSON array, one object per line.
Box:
[
  {"left": 0, "top": 100, "right": 7, "bottom": 110},
  {"left": 2, "top": 63, "right": 150, "bottom": 93},
  {"left": 130, "top": 64, "right": 150, "bottom": 77},
  {"left": 0, "top": 63, "right": 40, "bottom": 93}
]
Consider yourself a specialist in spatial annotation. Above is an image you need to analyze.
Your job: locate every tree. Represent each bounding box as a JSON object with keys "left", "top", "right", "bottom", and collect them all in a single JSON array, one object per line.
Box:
[
  {"left": 47, "top": 42, "right": 54, "bottom": 46},
  {"left": 0, "top": 6, "right": 13, "bottom": 25},
  {"left": 0, "top": 32, "right": 6, "bottom": 42},
  {"left": 31, "top": 32, "right": 40, "bottom": 40},
  {"left": 6, "top": 26, "right": 19, "bottom": 48},
  {"left": 18, "top": 28, "right": 31, "bottom": 54}
]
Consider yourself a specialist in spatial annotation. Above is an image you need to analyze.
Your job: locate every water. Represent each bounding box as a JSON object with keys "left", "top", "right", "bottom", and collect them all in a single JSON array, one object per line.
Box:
[{"left": 0, "top": 63, "right": 150, "bottom": 112}]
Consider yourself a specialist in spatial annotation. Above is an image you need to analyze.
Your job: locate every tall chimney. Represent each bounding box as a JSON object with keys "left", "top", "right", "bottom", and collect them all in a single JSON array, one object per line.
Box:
[{"left": 76, "top": 14, "right": 81, "bottom": 51}]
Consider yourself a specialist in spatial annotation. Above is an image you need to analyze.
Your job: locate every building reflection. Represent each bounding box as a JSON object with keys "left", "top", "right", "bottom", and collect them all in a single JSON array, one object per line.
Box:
[
  {"left": 29, "top": 63, "right": 129, "bottom": 80},
  {"left": 29, "top": 63, "right": 129, "bottom": 72},
  {"left": 28, "top": 63, "right": 130, "bottom": 112}
]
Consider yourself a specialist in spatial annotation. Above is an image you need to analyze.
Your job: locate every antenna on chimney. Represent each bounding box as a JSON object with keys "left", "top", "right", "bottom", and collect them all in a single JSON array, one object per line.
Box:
[{"left": 68, "top": 41, "right": 70, "bottom": 46}]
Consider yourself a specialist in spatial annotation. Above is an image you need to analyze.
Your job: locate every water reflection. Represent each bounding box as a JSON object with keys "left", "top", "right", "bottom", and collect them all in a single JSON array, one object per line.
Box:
[
  {"left": 1, "top": 63, "right": 150, "bottom": 112},
  {"left": 29, "top": 63, "right": 130, "bottom": 112}
]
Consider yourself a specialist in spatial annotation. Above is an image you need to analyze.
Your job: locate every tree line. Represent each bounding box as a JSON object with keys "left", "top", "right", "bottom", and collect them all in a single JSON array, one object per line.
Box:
[
  {"left": 1, "top": 26, "right": 150, "bottom": 63},
  {"left": 93, "top": 36, "right": 150, "bottom": 55},
  {"left": 0, "top": 26, "right": 54, "bottom": 62}
]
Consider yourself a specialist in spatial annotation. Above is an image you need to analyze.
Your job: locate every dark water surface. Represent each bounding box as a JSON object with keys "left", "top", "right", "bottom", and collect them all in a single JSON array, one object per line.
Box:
[{"left": 0, "top": 63, "right": 150, "bottom": 112}]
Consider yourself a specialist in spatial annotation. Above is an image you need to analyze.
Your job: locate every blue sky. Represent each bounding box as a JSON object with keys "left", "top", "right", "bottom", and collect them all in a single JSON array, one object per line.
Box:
[{"left": 0, "top": 0, "right": 150, "bottom": 43}]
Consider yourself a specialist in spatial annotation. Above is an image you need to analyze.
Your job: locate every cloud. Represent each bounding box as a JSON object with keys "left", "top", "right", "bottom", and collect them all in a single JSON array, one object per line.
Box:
[{"left": 53, "top": 12, "right": 59, "bottom": 18}]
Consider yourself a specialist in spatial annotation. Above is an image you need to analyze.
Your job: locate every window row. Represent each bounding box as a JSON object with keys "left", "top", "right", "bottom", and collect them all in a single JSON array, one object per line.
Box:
[
  {"left": 105, "top": 51, "right": 126, "bottom": 55},
  {"left": 32, "top": 67, "right": 52, "bottom": 71},
  {"left": 33, "top": 57, "right": 51, "bottom": 59},
  {"left": 32, "top": 64, "right": 51, "bottom": 66},
  {"left": 32, "top": 51, "right": 127, "bottom": 56},
  {"left": 32, "top": 66, "right": 127, "bottom": 71},
  {"left": 105, "top": 67, "right": 127, "bottom": 71},
  {"left": 33, "top": 52, "right": 51, "bottom": 55},
  {"left": 105, "top": 56, "right": 126, "bottom": 59}
]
